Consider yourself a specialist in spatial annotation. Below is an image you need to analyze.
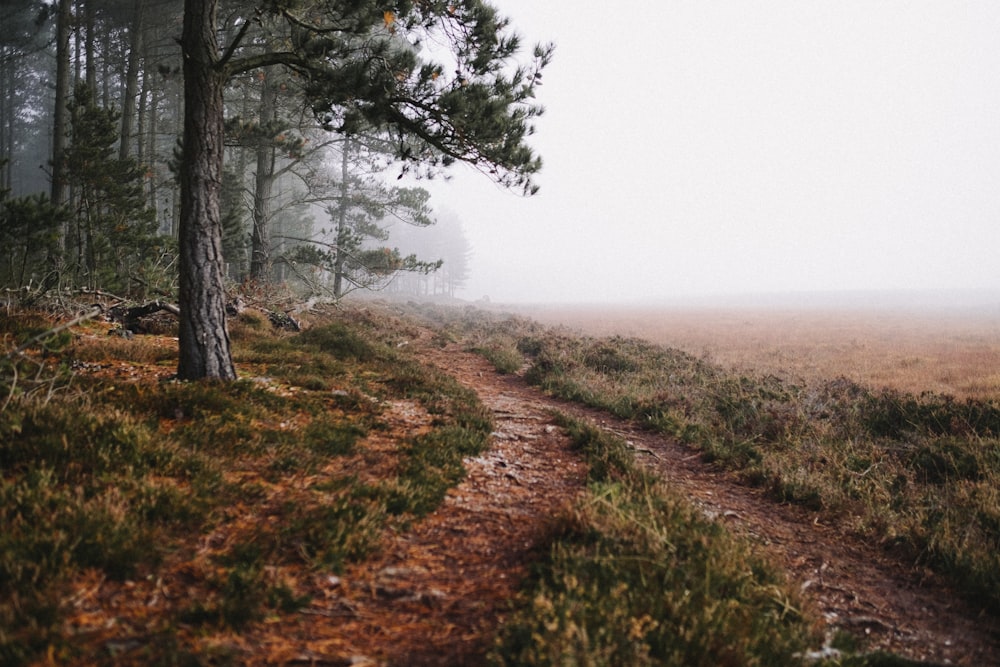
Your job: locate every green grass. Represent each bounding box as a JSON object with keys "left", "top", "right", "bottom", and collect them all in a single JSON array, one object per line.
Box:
[{"left": 490, "top": 414, "right": 948, "bottom": 667}]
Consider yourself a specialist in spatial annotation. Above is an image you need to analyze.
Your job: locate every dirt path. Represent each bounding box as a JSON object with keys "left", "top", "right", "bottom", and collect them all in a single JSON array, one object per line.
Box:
[
  {"left": 266, "top": 338, "right": 589, "bottom": 665},
  {"left": 411, "top": 338, "right": 1000, "bottom": 666},
  {"left": 265, "top": 333, "right": 1000, "bottom": 665}
]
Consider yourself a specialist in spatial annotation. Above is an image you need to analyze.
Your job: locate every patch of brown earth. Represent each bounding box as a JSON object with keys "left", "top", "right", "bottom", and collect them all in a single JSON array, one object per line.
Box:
[{"left": 228, "top": 337, "right": 590, "bottom": 665}]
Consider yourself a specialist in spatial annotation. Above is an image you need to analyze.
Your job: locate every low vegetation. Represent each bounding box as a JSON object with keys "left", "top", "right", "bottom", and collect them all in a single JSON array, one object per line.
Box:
[
  {"left": 0, "top": 301, "right": 491, "bottom": 665},
  {"left": 491, "top": 415, "right": 822, "bottom": 666},
  {"left": 444, "top": 306, "right": 1000, "bottom": 618},
  {"left": 1, "top": 299, "right": 985, "bottom": 665}
]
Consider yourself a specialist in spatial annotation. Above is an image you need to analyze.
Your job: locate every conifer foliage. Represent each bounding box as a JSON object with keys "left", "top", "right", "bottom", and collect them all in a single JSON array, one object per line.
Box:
[
  {"left": 0, "top": 0, "right": 550, "bottom": 380},
  {"left": 63, "top": 84, "right": 161, "bottom": 293},
  {"left": 178, "top": 0, "right": 550, "bottom": 379}
]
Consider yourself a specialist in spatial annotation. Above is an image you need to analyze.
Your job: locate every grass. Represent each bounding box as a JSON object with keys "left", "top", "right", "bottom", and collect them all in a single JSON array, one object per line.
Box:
[
  {"left": 490, "top": 416, "right": 822, "bottom": 666},
  {"left": 522, "top": 305, "right": 1000, "bottom": 401},
  {"left": 0, "top": 302, "right": 492, "bottom": 665},
  {"left": 2, "top": 299, "right": 980, "bottom": 664},
  {"left": 448, "top": 307, "right": 1000, "bottom": 621},
  {"left": 488, "top": 413, "right": 938, "bottom": 666}
]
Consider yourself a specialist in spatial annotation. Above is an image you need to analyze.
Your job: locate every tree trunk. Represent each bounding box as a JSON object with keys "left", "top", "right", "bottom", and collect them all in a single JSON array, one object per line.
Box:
[
  {"left": 249, "top": 69, "right": 276, "bottom": 282},
  {"left": 136, "top": 73, "right": 147, "bottom": 165},
  {"left": 147, "top": 88, "right": 160, "bottom": 222},
  {"left": 1, "top": 47, "right": 11, "bottom": 192},
  {"left": 84, "top": 0, "right": 96, "bottom": 94},
  {"left": 51, "top": 0, "right": 71, "bottom": 209},
  {"left": 177, "top": 0, "right": 236, "bottom": 381},
  {"left": 119, "top": 4, "right": 144, "bottom": 161},
  {"left": 332, "top": 140, "right": 350, "bottom": 298}
]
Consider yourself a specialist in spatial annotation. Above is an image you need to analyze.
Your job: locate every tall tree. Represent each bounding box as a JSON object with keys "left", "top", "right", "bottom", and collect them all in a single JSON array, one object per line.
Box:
[
  {"left": 314, "top": 136, "right": 440, "bottom": 298},
  {"left": 0, "top": 0, "right": 53, "bottom": 195},
  {"left": 118, "top": 2, "right": 144, "bottom": 160},
  {"left": 249, "top": 67, "right": 277, "bottom": 282},
  {"left": 50, "top": 0, "right": 72, "bottom": 211},
  {"left": 178, "top": 0, "right": 234, "bottom": 379},
  {"left": 178, "top": 0, "right": 550, "bottom": 379}
]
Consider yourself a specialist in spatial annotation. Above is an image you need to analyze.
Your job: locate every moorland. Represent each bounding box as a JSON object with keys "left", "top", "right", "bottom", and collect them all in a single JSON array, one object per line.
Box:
[{"left": 3, "top": 294, "right": 1000, "bottom": 665}]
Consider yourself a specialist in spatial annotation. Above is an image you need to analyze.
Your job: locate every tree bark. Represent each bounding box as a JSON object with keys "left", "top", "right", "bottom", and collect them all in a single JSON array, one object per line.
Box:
[
  {"left": 84, "top": 0, "right": 96, "bottom": 95},
  {"left": 177, "top": 0, "right": 236, "bottom": 380},
  {"left": 332, "top": 138, "right": 350, "bottom": 298},
  {"left": 1, "top": 47, "right": 11, "bottom": 191}
]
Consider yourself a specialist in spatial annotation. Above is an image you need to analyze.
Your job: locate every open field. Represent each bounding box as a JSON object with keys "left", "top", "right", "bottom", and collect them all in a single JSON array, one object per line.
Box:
[{"left": 516, "top": 300, "right": 1000, "bottom": 401}]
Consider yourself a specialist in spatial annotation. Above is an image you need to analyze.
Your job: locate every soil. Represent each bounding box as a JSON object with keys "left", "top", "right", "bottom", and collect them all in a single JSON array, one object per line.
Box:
[{"left": 327, "top": 330, "right": 1000, "bottom": 666}]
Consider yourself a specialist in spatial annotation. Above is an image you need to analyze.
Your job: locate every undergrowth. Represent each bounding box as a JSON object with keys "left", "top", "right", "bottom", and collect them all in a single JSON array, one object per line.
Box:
[
  {"left": 0, "top": 303, "right": 491, "bottom": 665},
  {"left": 450, "top": 306, "right": 1000, "bottom": 619}
]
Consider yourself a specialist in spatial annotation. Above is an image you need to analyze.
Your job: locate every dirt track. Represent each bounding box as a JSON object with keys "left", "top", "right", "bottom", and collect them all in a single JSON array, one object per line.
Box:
[
  {"left": 411, "top": 336, "right": 1000, "bottom": 665},
  {"left": 256, "top": 329, "right": 1000, "bottom": 665}
]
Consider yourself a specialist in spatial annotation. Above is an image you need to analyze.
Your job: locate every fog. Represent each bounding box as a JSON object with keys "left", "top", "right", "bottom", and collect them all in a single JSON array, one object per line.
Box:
[{"left": 414, "top": 2, "right": 1000, "bottom": 305}]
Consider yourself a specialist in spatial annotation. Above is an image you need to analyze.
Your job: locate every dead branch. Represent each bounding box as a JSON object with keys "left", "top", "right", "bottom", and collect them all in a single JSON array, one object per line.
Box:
[{"left": 107, "top": 301, "right": 181, "bottom": 334}]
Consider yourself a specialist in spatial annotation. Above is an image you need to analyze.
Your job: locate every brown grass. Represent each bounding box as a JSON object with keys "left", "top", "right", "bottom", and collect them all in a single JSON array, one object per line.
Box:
[{"left": 521, "top": 305, "right": 1000, "bottom": 401}]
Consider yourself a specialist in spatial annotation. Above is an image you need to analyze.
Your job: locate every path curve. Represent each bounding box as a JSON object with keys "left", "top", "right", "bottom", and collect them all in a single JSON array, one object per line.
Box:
[{"left": 419, "top": 338, "right": 1000, "bottom": 666}]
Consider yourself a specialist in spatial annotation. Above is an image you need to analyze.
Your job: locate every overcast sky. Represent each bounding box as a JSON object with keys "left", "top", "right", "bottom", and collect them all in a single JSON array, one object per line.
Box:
[{"left": 416, "top": 2, "right": 1000, "bottom": 304}]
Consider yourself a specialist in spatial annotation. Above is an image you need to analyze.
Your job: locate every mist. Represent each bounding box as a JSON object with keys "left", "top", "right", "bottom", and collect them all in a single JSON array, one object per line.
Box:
[{"left": 413, "top": 1, "right": 1000, "bottom": 306}]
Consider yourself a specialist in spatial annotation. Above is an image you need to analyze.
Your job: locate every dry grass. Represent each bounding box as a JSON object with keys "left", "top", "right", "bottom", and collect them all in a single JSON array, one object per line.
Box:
[
  {"left": 522, "top": 305, "right": 1000, "bottom": 401},
  {"left": 445, "top": 303, "right": 1000, "bottom": 619}
]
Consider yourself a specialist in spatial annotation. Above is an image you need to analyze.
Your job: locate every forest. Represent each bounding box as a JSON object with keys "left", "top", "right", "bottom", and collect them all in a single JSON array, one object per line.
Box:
[{"left": 0, "top": 0, "right": 550, "bottom": 320}]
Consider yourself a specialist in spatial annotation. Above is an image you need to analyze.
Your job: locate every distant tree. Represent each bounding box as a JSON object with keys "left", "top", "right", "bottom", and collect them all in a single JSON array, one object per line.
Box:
[
  {"left": 282, "top": 136, "right": 440, "bottom": 298},
  {"left": 219, "top": 165, "right": 249, "bottom": 279},
  {"left": 388, "top": 210, "right": 472, "bottom": 298},
  {"left": 63, "top": 83, "right": 161, "bottom": 293},
  {"left": 223, "top": 64, "right": 310, "bottom": 284},
  {"left": 178, "top": 0, "right": 550, "bottom": 379},
  {"left": 331, "top": 136, "right": 439, "bottom": 297},
  {"left": 0, "top": 0, "right": 54, "bottom": 196},
  {"left": 50, "top": 0, "right": 72, "bottom": 214}
]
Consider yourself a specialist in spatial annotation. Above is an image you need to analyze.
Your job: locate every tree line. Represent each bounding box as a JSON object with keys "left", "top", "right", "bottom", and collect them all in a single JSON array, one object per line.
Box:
[{"left": 0, "top": 0, "right": 548, "bottom": 378}]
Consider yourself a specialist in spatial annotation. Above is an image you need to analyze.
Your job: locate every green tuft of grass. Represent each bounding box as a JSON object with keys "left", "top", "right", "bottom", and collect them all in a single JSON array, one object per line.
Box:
[
  {"left": 473, "top": 336, "right": 524, "bottom": 374},
  {"left": 295, "top": 322, "right": 379, "bottom": 361}
]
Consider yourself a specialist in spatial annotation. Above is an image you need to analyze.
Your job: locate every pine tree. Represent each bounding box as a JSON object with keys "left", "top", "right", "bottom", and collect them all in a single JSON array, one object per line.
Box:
[
  {"left": 318, "top": 136, "right": 440, "bottom": 297},
  {"left": 178, "top": 0, "right": 551, "bottom": 379},
  {"left": 0, "top": 179, "right": 66, "bottom": 289},
  {"left": 63, "top": 83, "right": 161, "bottom": 294},
  {"left": 220, "top": 166, "right": 249, "bottom": 280}
]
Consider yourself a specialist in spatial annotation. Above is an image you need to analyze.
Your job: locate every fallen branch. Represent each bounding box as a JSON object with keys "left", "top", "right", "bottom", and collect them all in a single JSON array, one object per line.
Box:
[{"left": 107, "top": 301, "right": 181, "bottom": 334}]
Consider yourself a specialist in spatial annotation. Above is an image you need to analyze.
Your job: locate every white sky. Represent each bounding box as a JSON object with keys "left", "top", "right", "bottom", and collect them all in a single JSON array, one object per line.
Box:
[{"left": 416, "top": 1, "right": 1000, "bottom": 304}]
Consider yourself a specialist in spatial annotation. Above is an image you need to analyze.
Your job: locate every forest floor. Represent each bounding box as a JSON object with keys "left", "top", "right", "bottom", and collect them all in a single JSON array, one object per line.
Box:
[
  {"left": 46, "top": 310, "right": 1000, "bottom": 665},
  {"left": 347, "top": 326, "right": 1000, "bottom": 666}
]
